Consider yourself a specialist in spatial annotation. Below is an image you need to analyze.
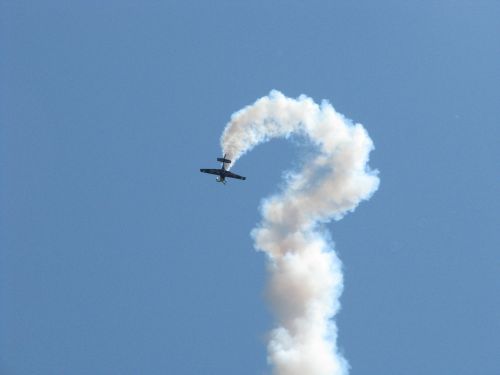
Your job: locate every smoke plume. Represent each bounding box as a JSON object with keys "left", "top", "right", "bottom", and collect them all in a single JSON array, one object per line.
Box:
[{"left": 220, "top": 91, "right": 379, "bottom": 375}]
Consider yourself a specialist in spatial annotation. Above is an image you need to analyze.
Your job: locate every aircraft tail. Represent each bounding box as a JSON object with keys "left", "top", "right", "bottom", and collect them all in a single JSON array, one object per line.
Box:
[{"left": 217, "top": 154, "right": 231, "bottom": 169}]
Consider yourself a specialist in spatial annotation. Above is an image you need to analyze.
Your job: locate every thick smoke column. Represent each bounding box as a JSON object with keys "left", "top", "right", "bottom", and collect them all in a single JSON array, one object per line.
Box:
[{"left": 221, "top": 91, "right": 379, "bottom": 375}]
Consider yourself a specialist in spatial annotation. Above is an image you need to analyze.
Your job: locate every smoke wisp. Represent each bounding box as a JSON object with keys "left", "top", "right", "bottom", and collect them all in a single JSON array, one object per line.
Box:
[{"left": 221, "top": 91, "right": 379, "bottom": 375}]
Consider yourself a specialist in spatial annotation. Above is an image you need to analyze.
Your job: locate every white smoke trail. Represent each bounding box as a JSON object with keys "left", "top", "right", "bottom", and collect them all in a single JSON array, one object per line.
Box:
[{"left": 221, "top": 91, "right": 379, "bottom": 375}]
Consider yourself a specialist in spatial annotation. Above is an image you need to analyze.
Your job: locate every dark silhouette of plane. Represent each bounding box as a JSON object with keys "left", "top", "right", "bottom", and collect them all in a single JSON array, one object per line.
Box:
[{"left": 200, "top": 154, "right": 246, "bottom": 184}]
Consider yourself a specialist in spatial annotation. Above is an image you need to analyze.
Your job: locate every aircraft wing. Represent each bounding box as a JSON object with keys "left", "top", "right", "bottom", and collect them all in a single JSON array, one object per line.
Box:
[
  {"left": 200, "top": 168, "right": 222, "bottom": 176},
  {"left": 225, "top": 171, "right": 246, "bottom": 180}
]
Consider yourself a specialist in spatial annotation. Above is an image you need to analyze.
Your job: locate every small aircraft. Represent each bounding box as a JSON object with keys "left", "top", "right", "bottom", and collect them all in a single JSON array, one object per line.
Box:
[{"left": 200, "top": 154, "right": 246, "bottom": 184}]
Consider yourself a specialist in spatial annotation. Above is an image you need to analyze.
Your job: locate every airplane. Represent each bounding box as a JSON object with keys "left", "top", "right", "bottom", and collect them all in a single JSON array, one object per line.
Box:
[{"left": 200, "top": 154, "right": 246, "bottom": 184}]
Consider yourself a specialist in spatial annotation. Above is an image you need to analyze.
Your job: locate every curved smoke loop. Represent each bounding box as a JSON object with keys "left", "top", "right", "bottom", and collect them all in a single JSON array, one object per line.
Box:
[{"left": 221, "top": 91, "right": 379, "bottom": 375}]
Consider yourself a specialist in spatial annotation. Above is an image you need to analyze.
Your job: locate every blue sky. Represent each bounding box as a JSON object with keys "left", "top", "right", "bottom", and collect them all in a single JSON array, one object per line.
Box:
[{"left": 1, "top": 1, "right": 499, "bottom": 374}]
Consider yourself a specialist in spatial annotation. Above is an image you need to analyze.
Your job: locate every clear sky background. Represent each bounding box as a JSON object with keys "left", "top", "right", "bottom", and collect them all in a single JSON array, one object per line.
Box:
[{"left": 1, "top": 1, "right": 498, "bottom": 374}]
